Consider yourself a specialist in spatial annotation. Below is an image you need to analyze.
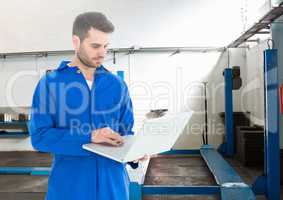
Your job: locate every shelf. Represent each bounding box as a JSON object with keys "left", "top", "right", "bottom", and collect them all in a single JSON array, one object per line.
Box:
[{"left": 0, "top": 121, "right": 28, "bottom": 129}]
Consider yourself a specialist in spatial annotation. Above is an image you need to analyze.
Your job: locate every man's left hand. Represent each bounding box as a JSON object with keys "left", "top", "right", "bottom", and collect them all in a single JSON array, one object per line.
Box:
[{"left": 133, "top": 155, "right": 149, "bottom": 163}]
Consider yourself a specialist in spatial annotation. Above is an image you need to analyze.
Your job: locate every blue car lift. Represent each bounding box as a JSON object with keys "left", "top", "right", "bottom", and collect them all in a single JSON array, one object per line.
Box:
[
  {"left": 130, "top": 145, "right": 256, "bottom": 200},
  {"left": 129, "top": 48, "right": 280, "bottom": 200},
  {"left": 218, "top": 68, "right": 235, "bottom": 157},
  {"left": 251, "top": 49, "right": 280, "bottom": 199},
  {"left": 0, "top": 49, "right": 280, "bottom": 200}
]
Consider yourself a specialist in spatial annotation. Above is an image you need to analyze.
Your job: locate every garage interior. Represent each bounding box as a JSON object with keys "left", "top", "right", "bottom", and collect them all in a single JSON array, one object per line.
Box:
[{"left": 0, "top": 1, "right": 283, "bottom": 200}]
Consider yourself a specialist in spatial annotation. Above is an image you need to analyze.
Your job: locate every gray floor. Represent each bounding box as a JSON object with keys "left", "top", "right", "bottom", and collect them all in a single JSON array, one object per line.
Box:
[
  {"left": 0, "top": 152, "right": 281, "bottom": 200},
  {"left": 143, "top": 155, "right": 273, "bottom": 200},
  {"left": 0, "top": 151, "right": 50, "bottom": 200},
  {"left": 143, "top": 155, "right": 220, "bottom": 200}
]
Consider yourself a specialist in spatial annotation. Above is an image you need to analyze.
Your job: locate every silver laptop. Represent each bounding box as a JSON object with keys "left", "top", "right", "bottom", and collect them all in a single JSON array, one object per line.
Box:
[{"left": 82, "top": 112, "right": 192, "bottom": 163}]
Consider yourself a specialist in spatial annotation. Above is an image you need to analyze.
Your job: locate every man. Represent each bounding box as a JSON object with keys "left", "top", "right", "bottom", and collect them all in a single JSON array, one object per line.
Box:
[{"left": 29, "top": 12, "right": 138, "bottom": 200}]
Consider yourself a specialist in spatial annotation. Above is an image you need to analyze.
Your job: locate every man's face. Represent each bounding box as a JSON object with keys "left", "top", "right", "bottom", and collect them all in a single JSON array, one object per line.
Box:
[{"left": 74, "top": 28, "right": 109, "bottom": 68}]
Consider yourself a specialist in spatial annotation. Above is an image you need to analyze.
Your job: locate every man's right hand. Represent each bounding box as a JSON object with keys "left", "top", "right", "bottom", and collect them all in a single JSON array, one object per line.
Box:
[{"left": 91, "top": 127, "right": 124, "bottom": 146}]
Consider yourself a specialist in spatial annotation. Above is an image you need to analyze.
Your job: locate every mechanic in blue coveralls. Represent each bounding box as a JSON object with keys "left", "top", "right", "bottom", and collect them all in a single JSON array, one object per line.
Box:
[{"left": 29, "top": 12, "right": 145, "bottom": 200}]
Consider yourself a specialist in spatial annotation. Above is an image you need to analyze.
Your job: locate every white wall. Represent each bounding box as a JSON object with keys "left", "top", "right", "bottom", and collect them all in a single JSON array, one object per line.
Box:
[
  {"left": 0, "top": 55, "right": 73, "bottom": 107},
  {"left": 243, "top": 42, "right": 267, "bottom": 126},
  {"left": 202, "top": 48, "right": 247, "bottom": 149},
  {"left": 0, "top": 0, "right": 243, "bottom": 53},
  {"left": 127, "top": 52, "right": 225, "bottom": 149}
]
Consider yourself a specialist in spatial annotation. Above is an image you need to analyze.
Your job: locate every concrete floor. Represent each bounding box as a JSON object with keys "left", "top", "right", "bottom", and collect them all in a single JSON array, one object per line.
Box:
[
  {"left": 143, "top": 155, "right": 219, "bottom": 200},
  {"left": 0, "top": 151, "right": 52, "bottom": 166},
  {"left": 0, "top": 152, "right": 281, "bottom": 200},
  {"left": 143, "top": 155, "right": 271, "bottom": 200},
  {"left": 0, "top": 151, "right": 50, "bottom": 200}
]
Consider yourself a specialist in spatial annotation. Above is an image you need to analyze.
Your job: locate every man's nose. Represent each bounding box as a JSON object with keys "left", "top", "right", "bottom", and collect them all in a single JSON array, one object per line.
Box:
[{"left": 98, "top": 46, "right": 107, "bottom": 56}]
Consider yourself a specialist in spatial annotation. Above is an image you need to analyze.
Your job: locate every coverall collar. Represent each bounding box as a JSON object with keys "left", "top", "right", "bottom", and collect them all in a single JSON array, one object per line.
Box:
[{"left": 57, "top": 60, "right": 105, "bottom": 72}]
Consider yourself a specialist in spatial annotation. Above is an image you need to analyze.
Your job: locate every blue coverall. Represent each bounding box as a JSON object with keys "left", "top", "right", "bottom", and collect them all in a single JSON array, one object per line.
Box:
[{"left": 28, "top": 61, "right": 135, "bottom": 200}]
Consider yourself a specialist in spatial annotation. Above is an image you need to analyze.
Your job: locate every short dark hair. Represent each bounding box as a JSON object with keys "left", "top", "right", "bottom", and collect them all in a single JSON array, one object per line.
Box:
[{"left": 72, "top": 12, "right": 114, "bottom": 41}]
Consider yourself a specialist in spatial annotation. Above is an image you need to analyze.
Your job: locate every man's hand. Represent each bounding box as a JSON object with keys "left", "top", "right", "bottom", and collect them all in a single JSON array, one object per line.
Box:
[
  {"left": 91, "top": 127, "right": 124, "bottom": 146},
  {"left": 132, "top": 155, "right": 150, "bottom": 163}
]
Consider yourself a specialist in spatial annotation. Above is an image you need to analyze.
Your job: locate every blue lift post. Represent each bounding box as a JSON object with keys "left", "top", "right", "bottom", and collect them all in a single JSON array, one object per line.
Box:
[
  {"left": 263, "top": 49, "right": 280, "bottom": 200},
  {"left": 252, "top": 49, "right": 280, "bottom": 200},
  {"left": 224, "top": 68, "right": 234, "bottom": 157},
  {"left": 218, "top": 68, "right": 234, "bottom": 157}
]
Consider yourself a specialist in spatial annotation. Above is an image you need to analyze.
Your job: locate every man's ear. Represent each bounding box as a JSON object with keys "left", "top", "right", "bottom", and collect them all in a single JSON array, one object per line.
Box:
[{"left": 72, "top": 35, "right": 81, "bottom": 51}]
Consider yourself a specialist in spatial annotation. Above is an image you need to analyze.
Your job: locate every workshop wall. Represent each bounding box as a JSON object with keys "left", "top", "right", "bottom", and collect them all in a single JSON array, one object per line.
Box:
[
  {"left": 244, "top": 42, "right": 267, "bottom": 127},
  {"left": 202, "top": 48, "right": 247, "bottom": 149},
  {"left": 102, "top": 49, "right": 246, "bottom": 149},
  {"left": 0, "top": 0, "right": 243, "bottom": 52},
  {"left": 124, "top": 52, "right": 224, "bottom": 149},
  {"left": 0, "top": 55, "right": 72, "bottom": 107}
]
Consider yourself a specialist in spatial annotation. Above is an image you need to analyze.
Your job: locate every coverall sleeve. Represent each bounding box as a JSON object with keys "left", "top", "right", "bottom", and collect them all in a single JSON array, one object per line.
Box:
[{"left": 28, "top": 76, "right": 91, "bottom": 156}]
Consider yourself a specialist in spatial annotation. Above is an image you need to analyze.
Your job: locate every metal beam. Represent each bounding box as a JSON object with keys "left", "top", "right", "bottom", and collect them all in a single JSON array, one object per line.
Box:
[
  {"left": 0, "top": 121, "right": 28, "bottom": 129},
  {"left": 0, "top": 46, "right": 225, "bottom": 59},
  {"left": 201, "top": 145, "right": 243, "bottom": 184},
  {"left": 0, "top": 131, "right": 29, "bottom": 138},
  {"left": 221, "top": 186, "right": 256, "bottom": 200},
  {"left": 160, "top": 149, "right": 200, "bottom": 155},
  {"left": 0, "top": 167, "right": 50, "bottom": 176},
  {"left": 142, "top": 185, "right": 220, "bottom": 195},
  {"left": 200, "top": 145, "right": 256, "bottom": 200},
  {"left": 228, "top": 6, "right": 283, "bottom": 48}
]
